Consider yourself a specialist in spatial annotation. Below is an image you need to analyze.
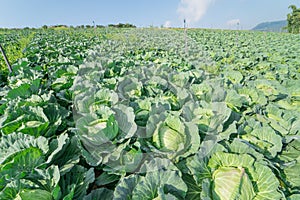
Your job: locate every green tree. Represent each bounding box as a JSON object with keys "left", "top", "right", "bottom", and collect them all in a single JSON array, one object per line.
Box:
[{"left": 286, "top": 5, "right": 300, "bottom": 33}]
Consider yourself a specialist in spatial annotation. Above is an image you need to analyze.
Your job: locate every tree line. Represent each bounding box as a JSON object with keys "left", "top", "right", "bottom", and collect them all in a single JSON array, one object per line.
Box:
[{"left": 41, "top": 23, "right": 136, "bottom": 29}]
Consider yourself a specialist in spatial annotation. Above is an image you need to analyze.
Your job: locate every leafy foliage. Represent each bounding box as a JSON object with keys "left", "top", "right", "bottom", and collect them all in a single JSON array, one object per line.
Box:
[
  {"left": 286, "top": 5, "right": 300, "bottom": 34},
  {"left": 0, "top": 27, "right": 299, "bottom": 199}
]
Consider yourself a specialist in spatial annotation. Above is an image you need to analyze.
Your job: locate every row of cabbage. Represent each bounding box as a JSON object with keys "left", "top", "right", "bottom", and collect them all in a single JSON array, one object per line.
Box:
[
  {"left": 0, "top": 29, "right": 108, "bottom": 199},
  {"left": 0, "top": 28, "right": 299, "bottom": 199}
]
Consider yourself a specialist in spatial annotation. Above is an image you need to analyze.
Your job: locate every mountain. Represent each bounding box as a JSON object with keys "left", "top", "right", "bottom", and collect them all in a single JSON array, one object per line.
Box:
[{"left": 252, "top": 20, "right": 287, "bottom": 32}]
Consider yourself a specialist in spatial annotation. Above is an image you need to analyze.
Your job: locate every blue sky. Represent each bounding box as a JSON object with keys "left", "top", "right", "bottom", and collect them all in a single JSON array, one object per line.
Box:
[{"left": 0, "top": 0, "right": 299, "bottom": 29}]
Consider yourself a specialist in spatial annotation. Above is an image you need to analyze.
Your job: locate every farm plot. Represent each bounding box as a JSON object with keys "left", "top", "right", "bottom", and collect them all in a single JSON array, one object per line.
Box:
[{"left": 0, "top": 28, "right": 299, "bottom": 199}]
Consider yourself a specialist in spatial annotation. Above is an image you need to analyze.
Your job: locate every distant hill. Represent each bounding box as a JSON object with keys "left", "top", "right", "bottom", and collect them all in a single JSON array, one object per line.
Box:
[{"left": 252, "top": 20, "right": 287, "bottom": 32}]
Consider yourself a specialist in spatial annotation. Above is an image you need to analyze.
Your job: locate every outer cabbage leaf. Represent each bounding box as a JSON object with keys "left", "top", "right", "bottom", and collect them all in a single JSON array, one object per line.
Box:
[
  {"left": 20, "top": 189, "right": 53, "bottom": 200},
  {"left": 241, "top": 126, "right": 282, "bottom": 158},
  {"left": 238, "top": 87, "right": 267, "bottom": 106},
  {"left": 46, "top": 133, "right": 81, "bottom": 175},
  {"left": 83, "top": 188, "right": 113, "bottom": 200},
  {"left": 59, "top": 166, "right": 95, "bottom": 200},
  {"left": 0, "top": 100, "right": 69, "bottom": 137},
  {"left": 113, "top": 175, "right": 140, "bottom": 200},
  {"left": 278, "top": 139, "right": 300, "bottom": 190},
  {"left": 0, "top": 132, "right": 48, "bottom": 165},
  {"left": 132, "top": 170, "right": 187, "bottom": 200},
  {"left": 113, "top": 158, "right": 187, "bottom": 200}
]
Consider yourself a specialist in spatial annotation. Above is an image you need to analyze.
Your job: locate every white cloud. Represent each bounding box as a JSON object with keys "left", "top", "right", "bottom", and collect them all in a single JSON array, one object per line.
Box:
[
  {"left": 177, "top": 0, "right": 215, "bottom": 25},
  {"left": 164, "top": 20, "right": 172, "bottom": 28},
  {"left": 227, "top": 19, "right": 240, "bottom": 26}
]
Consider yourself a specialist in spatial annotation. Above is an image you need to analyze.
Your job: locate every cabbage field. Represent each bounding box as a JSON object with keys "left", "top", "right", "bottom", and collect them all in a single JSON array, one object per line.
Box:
[{"left": 0, "top": 28, "right": 300, "bottom": 199}]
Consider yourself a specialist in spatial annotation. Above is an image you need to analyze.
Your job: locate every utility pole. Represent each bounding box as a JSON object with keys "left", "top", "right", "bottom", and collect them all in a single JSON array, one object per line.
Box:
[
  {"left": 93, "top": 21, "right": 96, "bottom": 34},
  {"left": 184, "top": 19, "right": 188, "bottom": 55},
  {"left": 236, "top": 22, "right": 240, "bottom": 47},
  {"left": 0, "top": 44, "right": 12, "bottom": 73}
]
